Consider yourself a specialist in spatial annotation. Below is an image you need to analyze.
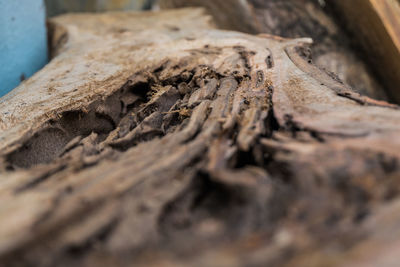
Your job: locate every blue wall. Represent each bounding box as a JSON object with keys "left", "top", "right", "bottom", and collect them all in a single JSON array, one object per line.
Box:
[{"left": 0, "top": 0, "right": 48, "bottom": 97}]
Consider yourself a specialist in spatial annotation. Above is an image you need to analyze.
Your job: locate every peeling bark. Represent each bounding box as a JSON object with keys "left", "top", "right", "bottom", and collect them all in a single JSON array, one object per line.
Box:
[{"left": 0, "top": 8, "right": 400, "bottom": 267}]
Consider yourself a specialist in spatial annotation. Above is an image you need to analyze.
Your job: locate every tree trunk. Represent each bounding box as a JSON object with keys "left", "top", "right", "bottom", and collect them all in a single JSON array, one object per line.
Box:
[{"left": 1, "top": 8, "right": 400, "bottom": 267}]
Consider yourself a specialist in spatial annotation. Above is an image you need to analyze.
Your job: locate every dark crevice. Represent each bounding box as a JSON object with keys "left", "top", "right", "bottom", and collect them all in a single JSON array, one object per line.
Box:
[
  {"left": 234, "top": 150, "right": 258, "bottom": 169},
  {"left": 15, "top": 165, "right": 67, "bottom": 193},
  {"left": 2, "top": 58, "right": 234, "bottom": 174},
  {"left": 283, "top": 114, "right": 302, "bottom": 136},
  {"left": 265, "top": 85, "right": 280, "bottom": 137},
  {"left": 266, "top": 48, "right": 274, "bottom": 68},
  {"left": 65, "top": 216, "right": 120, "bottom": 257},
  {"left": 158, "top": 171, "right": 251, "bottom": 238},
  {"left": 266, "top": 55, "right": 274, "bottom": 69},
  {"left": 233, "top": 46, "right": 253, "bottom": 75}
]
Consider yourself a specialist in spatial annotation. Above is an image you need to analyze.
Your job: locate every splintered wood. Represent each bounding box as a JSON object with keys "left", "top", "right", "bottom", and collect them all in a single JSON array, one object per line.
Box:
[{"left": 0, "top": 8, "right": 400, "bottom": 267}]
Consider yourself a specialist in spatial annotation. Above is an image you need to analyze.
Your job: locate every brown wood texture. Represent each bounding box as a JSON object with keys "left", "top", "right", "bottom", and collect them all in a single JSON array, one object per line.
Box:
[
  {"left": 160, "top": 0, "right": 389, "bottom": 101},
  {"left": 327, "top": 0, "right": 400, "bottom": 103},
  {"left": 1, "top": 8, "right": 400, "bottom": 267}
]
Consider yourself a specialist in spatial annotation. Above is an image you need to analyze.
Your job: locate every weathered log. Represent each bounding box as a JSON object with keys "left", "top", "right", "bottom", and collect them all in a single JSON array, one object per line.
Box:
[
  {"left": 160, "top": 0, "right": 389, "bottom": 101},
  {"left": 1, "top": 8, "right": 400, "bottom": 267}
]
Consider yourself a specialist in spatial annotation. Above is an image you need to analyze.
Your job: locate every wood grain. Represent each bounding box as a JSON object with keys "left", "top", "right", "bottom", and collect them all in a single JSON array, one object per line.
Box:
[{"left": 0, "top": 8, "right": 400, "bottom": 267}]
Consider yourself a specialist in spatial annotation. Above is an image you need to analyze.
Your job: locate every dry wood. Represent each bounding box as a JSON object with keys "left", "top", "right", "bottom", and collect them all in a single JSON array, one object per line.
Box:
[
  {"left": 0, "top": 8, "right": 400, "bottom": 267},
  {"left": 327, "top": 0, "right": 400, "bottom": 103},
  {"left": 160, "top": 0, "right": 389, "bottom": 101}
]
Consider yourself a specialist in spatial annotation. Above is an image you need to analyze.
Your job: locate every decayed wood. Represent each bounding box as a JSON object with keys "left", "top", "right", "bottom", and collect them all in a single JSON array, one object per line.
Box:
[
  {"left": 327, "top": 0, "right": 400, "bottom": 103},
  {"left": 160, "top": 0, "right": 389, "bottom": 101},
  {"left": 1, "top": 8, "right": 400, "bottom": 267}
]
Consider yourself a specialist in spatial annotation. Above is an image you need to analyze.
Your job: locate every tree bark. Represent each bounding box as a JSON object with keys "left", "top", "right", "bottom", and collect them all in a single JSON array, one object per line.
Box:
[{"left": 1, "top": 8, "right": 400, "bottom": 267}]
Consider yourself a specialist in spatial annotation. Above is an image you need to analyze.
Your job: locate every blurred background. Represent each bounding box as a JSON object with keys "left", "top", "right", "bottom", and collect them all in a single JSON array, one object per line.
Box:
[{"left": 45, "top": 0, "right": 156, "bottom": 17}]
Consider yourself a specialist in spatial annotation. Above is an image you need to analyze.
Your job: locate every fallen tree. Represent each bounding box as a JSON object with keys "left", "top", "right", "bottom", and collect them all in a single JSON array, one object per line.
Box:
[{"left": 1, "top": 8, "right": 400, "bottom": 267}]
